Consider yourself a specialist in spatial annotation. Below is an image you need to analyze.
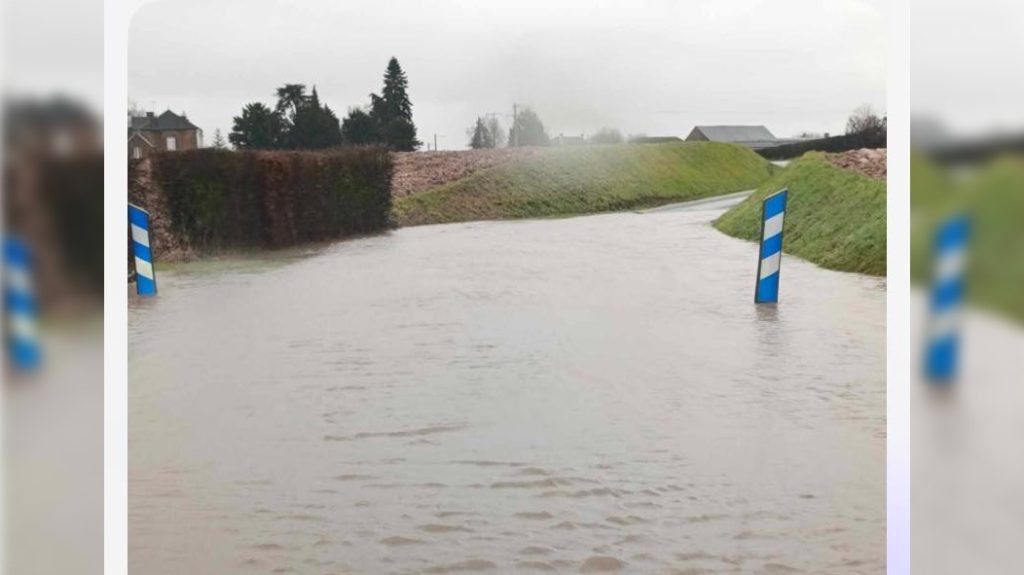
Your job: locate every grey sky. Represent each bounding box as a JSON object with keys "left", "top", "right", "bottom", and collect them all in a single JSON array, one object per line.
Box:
[
  {"left": 911, "top": 0, "right": 1024, "bottom": 136},
  {"left": 129, "top": 0, "right": 886, "bottom": 149},
  {"left": 3, "top": 0, "right": 104, "bottom": 112}
]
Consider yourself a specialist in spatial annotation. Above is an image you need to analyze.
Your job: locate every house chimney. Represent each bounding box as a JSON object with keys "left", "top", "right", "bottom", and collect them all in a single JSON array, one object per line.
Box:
[{"left": 146, "top": 112, "right": 155, "bottom": 118}]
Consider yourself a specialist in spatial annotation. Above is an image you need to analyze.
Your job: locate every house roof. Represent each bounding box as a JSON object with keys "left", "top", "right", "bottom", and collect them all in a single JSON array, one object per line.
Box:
[
  {"left": 130, "top": 110, "right": 199, "bottom": 132},
  {"left": 690, "top": 125, "right": 776, "bottom": 143},
  {"left": 5, "top": 96, "right": 98, "bottom": 140}
]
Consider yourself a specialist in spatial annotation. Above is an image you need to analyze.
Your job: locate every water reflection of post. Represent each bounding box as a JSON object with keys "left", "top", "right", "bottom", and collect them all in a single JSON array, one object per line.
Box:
[{"left": 754, "top": 303, "right": 781, "bottom": 348}]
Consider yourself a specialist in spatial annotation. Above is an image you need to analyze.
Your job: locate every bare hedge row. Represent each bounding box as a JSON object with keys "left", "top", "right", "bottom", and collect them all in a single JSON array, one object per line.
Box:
[
  {"left": 134, "top": 147, "right": 393, "bottom": 251},
  {"left": 757, "top": 130, "right": 886, "bottom": 160}
]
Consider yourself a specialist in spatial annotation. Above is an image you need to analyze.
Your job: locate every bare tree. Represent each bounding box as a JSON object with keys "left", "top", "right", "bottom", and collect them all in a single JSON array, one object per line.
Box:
[
  {"left": 846, "top": 104, "right": 886, "bottom": 135},
  {"left": 128, "top": 99, "right": 146, "bottom": 118}
]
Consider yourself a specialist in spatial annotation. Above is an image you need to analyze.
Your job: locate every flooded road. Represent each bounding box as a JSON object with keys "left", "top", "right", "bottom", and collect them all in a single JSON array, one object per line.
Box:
[
  {"left": 129, "top": 204, "right": 885, "bottom": 574},
  {"left": 911, "top": 295, "right": 1024, "bottom": 575}
]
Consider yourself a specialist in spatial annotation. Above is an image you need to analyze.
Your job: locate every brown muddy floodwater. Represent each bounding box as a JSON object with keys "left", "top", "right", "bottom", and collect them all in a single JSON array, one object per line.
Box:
[{"left": 129, "top": 199, "right": 885, "bottom": 574}]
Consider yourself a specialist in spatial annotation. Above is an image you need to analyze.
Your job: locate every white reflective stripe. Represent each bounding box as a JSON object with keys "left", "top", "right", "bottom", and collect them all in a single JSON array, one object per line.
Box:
[
  {"left": 135, "top": 258, "right": 154, "bottom": 280},
  {"left": 759, "top": 252, "right": 781, "bottom": 279},
  {"left": 763, "top": 212, "right": 785, "bottom": 240},
  {"left": 131, "top": 223, "right": 151, "bottom": 248},
  {"left": 5, "top": 267, "right": 33, "bottom": 293},
  {"left": 935, "top": 248, "right": 965, "bottom": 282},
  {"left": 9, "top": 313, "right": 38, "bottom": 340},
  {"left": 929, "top": 308, "right": 961, "bottom": 339}
]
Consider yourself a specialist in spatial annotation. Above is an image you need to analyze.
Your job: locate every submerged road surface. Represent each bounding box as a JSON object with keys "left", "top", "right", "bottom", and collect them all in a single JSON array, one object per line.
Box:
[{"left": 129, "top": 202, "right": 885, "bottom": 574}]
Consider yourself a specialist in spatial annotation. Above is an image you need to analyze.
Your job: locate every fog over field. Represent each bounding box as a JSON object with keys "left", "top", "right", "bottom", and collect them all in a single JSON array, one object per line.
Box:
[{"left": 128, "top": 0, "right": 886, "bottom": 149}]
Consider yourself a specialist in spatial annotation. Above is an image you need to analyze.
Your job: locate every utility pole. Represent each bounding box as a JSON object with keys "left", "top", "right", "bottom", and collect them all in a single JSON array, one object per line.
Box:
[
  {"left": 434, "top": 133, "right": 438, "bottom": 152},
  {"left": 483, "top": 110, "right": 515, "bottom": 148}
]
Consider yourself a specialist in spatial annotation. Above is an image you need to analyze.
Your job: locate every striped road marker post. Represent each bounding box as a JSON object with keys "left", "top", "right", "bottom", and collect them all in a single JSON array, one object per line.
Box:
[
  {"left": 924, "top": 214, "right": 969, "bottom": 383},
  {"left": 754, "top": 189, "right": 789, "bottom": 304},
  {"left": 3, "top": 236, "right": 41, "bottom": 371},
  {"left": 129, "top": 203, "right": 157, "bottom": 296}
]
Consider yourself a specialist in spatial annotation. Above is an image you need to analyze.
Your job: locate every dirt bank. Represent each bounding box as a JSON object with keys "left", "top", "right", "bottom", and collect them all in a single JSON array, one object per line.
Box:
[
  {"left": 391, "top": 148, "right": 543, "bottom": 198},
  {"left": 822, "top": 148, "right": 886, "bottom": 180}
]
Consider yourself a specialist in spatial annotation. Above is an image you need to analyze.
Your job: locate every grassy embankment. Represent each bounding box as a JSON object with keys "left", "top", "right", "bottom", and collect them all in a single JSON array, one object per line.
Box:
[
  {"left": 713, "top": 152, "right": 886, "bottom": 276},
  {"left": 393, "top": 142, "right": 775, "bottom": 226},
  {"left": 911, "top": 153, "right": 1024, "bottom": 323}
]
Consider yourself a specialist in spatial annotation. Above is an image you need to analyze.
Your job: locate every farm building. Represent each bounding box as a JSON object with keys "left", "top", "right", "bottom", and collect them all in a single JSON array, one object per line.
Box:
[{"left": 686, "top": 125, "right": 779, "bottom": 150}]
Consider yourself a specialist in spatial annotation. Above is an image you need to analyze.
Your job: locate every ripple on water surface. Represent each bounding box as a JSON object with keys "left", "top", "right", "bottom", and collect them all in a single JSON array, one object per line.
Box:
[{"left": 129, "top": 209, "right": 884, "bottom": 574}]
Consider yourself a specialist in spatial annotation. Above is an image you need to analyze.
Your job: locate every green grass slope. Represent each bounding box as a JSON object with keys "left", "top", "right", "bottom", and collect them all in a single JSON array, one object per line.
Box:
[
  {"left": 713, "top": 152, "right": 886, "bottom": 276},
  {"left": 393, "top": 142, "right": 774, "bottom": 226},
  {"left": 912, "top": 155, "right": 1024, "bottom": 323}
]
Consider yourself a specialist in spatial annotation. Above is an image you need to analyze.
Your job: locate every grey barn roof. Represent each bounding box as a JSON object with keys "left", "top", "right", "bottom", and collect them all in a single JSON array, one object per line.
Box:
[{"left": 688, "top": 125, "right": 776, "bottom": 143}]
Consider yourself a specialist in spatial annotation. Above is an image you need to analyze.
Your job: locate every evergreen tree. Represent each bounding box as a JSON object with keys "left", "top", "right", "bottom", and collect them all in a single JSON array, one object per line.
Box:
[
  {"left": 508, "top": 107, "right": 549, "bottom": 146},
  {"left": 341, "top": 107, "right": 381, "bottom": 145},
  {"left": 261, "top": 84, "right": 343, "bottom": 150},
  {"left": 212, "top": 128, "right": 227, "bottom": 149},
  {"left": 367, "top": 57, "right": 420, "bottom": 151},
  {"left": 468, "top": 117, "right": 495, "bottom": 149},
  {"left": 275, "top": 83, "right": 307, "bottom": 120},
  {"left": 317, "top": 103, "right": 343, "bottom": 148},
  {"left": 229, "top": 102, "right": 284, "bottom": 149},
  {"left": 290, "top": 86, "right": 342, "bottom": 149},
  {"left": 381, "top": 57, "right": 413, "bottom": 120}
]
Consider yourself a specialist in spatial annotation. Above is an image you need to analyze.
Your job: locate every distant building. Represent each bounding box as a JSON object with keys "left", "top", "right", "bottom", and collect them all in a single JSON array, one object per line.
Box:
[
  {"left": 128, "top": 110, "right": 203, "bottom": 159},
  {"left": 629, "top": 136, "right": 683, "bottom": 144},
  {"left": 685, "top": 125, "right": 779, "bottom": 150},
  {"left": 551, "top": 133, "right": 586, "bottom": 146}
]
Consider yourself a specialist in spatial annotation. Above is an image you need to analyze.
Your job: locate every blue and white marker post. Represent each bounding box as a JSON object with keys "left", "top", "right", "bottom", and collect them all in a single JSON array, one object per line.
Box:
[
  {"left": 754, "top": 189, "right": 789, "bottom": 304},
  {"left": 924, "top": 214, "right": 969, "bottom": 383},
  {"left": 4, "top": 236, "right": 42, "bottom": 371},
  {"left": 129, "top": 203, "right": 157, "bottom": 296}
]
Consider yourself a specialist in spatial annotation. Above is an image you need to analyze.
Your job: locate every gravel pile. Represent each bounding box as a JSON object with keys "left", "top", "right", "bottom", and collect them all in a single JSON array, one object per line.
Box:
[{"left": 822, "top": 148, "right": 886, "bottom": 180}]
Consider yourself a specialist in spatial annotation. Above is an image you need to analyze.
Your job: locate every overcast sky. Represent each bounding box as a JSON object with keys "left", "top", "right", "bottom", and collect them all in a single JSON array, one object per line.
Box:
[
  {"left": 911, "top": 0, "right": 1024, "bottom": 136},
  {"left": 3, "top": 0, "right": 103, "bottom": 111},
  {"left": 128, "top": 0, "right": 886, "bottom": 149}
]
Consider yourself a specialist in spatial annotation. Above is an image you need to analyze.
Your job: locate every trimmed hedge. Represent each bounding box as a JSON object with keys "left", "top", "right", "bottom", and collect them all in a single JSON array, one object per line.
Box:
[
  {"left": 41, "top": 154, "right": 105, "bottom": 297},
  {"left": 758, "top": 130, "right": 886, "bottom": 160},
  {"left": 144, "top": 147, "right": 393, "bottom": 250}
]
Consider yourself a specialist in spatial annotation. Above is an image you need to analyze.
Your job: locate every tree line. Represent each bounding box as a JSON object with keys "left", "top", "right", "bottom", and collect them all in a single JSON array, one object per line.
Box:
[
  {"left": 229, "top": 57, "right": 420, "bottom": 152},
  {"left": 465, "top": 107, "right": 625, "bottom": 149}
]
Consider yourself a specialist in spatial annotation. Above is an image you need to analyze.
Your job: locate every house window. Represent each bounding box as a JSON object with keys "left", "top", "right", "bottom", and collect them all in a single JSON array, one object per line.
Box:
[
  {"left": 166, "top": 136, "right": 177, "bottom": 151},
  {"left": 133, "top": 146, "right": 141, "bottom": 159}
]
